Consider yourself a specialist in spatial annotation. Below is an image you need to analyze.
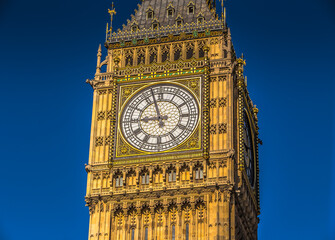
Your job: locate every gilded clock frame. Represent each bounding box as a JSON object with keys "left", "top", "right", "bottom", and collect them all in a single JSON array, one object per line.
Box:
[
  {"left": 113, "top": 75, "right": 204, "bottom": 163},
  {"left": 243, "top": 108, "right": 257, "bottom": 189}
]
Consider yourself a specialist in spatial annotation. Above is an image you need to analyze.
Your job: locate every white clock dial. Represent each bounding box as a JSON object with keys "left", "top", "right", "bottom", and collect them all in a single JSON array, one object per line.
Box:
[{"left": 120, "top": 83, "right": 199, "bottom": 152}]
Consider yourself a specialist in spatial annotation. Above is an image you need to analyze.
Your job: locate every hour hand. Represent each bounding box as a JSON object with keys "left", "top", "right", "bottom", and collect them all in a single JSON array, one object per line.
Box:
[{"left": 141, "top": 115, "right": 168, "bottom": 123}]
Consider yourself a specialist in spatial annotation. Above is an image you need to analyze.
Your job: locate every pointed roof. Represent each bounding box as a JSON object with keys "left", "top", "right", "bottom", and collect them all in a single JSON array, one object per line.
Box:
[{"left": 107, "top": 0, "right": 223, "bottom": 44}]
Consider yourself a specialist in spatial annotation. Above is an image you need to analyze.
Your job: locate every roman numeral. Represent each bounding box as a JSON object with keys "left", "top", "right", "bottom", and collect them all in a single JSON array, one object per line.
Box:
[
  {"left": 133, "top": 128, "right": 141, "bottom": 135},
  {"left": 178, "top": 124, "right": 186, "bottom": 130},
  {"left": 143, "top": 135, "right": 150, "bottom": 143},
  {"left": 178, "top": 102, "right": 187, "bottom": 108}
]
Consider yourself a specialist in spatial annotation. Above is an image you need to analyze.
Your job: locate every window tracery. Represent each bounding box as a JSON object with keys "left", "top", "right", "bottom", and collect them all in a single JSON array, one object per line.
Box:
[
  {"left": 149, "top": 47, "right": 158, "bottom": 64},
  {"left": 186, "top": 42, "right": 195, "bottom": 59},
  {"left": 125, "top": 50, "right": 133, "bottom": 66},
  {"left": 137, "top": 48, "right": 145, "bottom": 65},
  {"left": 161, "top": 45, "right": 170, "bottom": 62},
  {"left": 173, "top": 44, "right": 182, "bottom": 61}
]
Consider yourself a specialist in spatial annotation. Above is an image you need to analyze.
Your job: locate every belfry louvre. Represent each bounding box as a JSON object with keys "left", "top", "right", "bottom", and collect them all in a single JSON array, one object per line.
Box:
[{"left": 85, "top": 0, "right": 260, "bottom": 239}]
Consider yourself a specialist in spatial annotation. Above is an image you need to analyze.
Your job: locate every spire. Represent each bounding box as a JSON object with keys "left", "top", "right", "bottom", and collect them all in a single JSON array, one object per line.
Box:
[{"left": 96, "top": 44, "right": 102, "bottom": 74}]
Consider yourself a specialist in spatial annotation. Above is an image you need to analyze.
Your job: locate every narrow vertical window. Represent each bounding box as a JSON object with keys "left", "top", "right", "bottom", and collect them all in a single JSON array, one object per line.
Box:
[
  {"left": 168, "top": 172, "right": 172, "bottom": 182},
  {"left": 172, "top": 225, "right": 175, "bottom": 240},
  {"left": 174, "top": 48, "right": 181, "bottom": 61},
  {"left": 131, "top": 228, "right": 135, "bottom": 240},
  {"left": 185, "top": 223, "right": 189, "bottom": 240},
  {"left": 145, "top": 227, "right": 148, "bottom": 240}
]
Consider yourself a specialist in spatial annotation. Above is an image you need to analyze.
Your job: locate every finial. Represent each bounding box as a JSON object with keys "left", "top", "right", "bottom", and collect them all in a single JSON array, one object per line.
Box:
[
  {"left": 107, "top": 2, "right": 117, "bottom": 42},
  {"left": 219, "top": 0, "right": 226, "bottom": 26}
]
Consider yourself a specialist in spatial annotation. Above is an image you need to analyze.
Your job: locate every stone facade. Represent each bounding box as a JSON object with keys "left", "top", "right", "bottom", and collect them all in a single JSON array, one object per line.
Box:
[{"left": 85, "top": 0, "right": 260, "bottom": 239}]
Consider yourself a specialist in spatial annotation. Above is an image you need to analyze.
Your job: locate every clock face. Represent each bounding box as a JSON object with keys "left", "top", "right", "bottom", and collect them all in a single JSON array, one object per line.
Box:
[
  {"left": 243, "top": 111, "right": 255, "bottom": 187},
  {"left": 120, "top": 83, "right": 199, "bottom": 152}
]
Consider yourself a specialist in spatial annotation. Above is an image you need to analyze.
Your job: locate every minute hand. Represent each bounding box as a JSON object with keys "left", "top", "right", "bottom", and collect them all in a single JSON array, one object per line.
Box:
[{"left": 150, "top": 88, "right": 164, "bottom": 128}]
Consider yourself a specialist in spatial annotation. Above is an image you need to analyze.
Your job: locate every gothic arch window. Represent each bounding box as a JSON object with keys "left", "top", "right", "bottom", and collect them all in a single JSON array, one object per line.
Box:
[
  {"left": 137, "top": 49, "right": 145, "bottom": 65},
  {"left": 125, "top": 50, "right": 133, "bottom": 66},
  {"left": 186, "top": 42, "right": 195, "bottom": 59},
  {"left": 173, "top": 44, "right": 182, "bottom": 61},
  {"left": 140, "top": 169, "right": 150, "bottom": 185},
  {"left": 187, "top": 2, "right": 195, "bottom": 14},
  {"left": 167, "top": 5, "right": 175, "bottom": 18},
  {"left": 144, "top": 227, "right": 148, "bottom": 240},
  {"left": 172, "top": 225, "right": 176, "bottom": 240},
  {"left": 131, "top": 23, "right": 139, "bottom": 32},
  {"left": 194, "top": 166, "right": 203, "bottom": 180},
  {"left": 167, "top": 166, "right": 176, "bottom": 182},
  {"left": 197, "top": 16, "right": 204, "bottom": 24},
  {"left": 149, "top": 47, "right": 158, "bottom": 63},
  {"left": 185, "top": 223, "right": 190, "bottom": 240},
  {"left": 147, "top": 8, "right": 154, "bottom": 20},
  {"left": 161, "top": 45, "right": 170, "bottom": 62},
  {"left": 131, "top": 228, "right": 135, "bottom": 240},
  {"left": 176, "top": 16, "right": 184, "bottom": 27},
  {"left": 114, "top": 173, "right": 123, "bottom": 187},
  {"left": 198, "top": 41, "right": 205, "bottom": 58},
  {"left": 152, "top": 21, "right": 160, "bottom": 30}
]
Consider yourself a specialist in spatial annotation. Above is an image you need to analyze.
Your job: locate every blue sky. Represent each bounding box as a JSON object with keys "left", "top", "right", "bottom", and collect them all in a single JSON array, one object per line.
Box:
[{"left": 0, "top": 0, "right": 334, "bottom": 239}]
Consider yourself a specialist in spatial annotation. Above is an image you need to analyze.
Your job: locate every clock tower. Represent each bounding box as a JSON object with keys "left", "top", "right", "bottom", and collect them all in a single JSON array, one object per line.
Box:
[{"left": 85, "top": 0, "right": 260, "bottom": 239}]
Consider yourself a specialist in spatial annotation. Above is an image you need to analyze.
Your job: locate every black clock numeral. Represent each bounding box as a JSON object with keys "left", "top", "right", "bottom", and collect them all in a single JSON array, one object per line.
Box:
[
  {"left": 143, "top": 135, "right": 150, "bottom": 143},
  {"left": 177, "top": 124, "right": 186, "bottom": 130},
  {"left": 133, "top": 128, "right": 141, "bottom": 135}
]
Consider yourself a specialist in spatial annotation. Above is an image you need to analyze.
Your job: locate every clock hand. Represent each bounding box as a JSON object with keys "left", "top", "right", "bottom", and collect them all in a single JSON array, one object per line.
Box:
[
  {"left": 150, "top": 88, "right": 164, "bottom": 128},
  {"left": 141, "top": 115, "right": 168, "bottom": 123}
]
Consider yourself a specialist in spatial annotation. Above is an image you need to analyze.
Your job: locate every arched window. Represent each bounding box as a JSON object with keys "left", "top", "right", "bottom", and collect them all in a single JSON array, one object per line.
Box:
[
  {"left": 197, "top": 17, "right": 204, "bottom": 24},
  {"left": 168, "top": 169, "right": 176, "bottom": 182},
  {"left": 141, "top": 172, "right": 149, "bottom": 185},
  {"left": 161, "top": 46, "right": 170, "bottom": 62},
  {"left": 172, "top": 225, "right": 175, "bottom": 240},
  {"left": 125, "top": 51, "right": 133, "bottom": 66},
  {"left": 149, "top": 48, "right": 158, "bottom": 63},
  {"left": 188, "top": 6, "right": 194, "bottom": 14},
  {"left": 131, "top": 228, "right": 135, "bottom": 240},
  {"left": 137, "top": 49, "right": 145, "bottom": 65},
  {"left": 186, "top": 43, "right": 194, "bottom": 59},
  {"left": 144, "top": 227, "right": 148, "bottom": 240},
  {"left": 195, "top": 168, "right": 203, "bottom": 180},
  {"left": 176, "top": 16, "right": 183, "bottom": 27},
  {"left": 115, "top": 175, "right": 123, "bottom": 187},
  {"left": 174, "top": 46, "right": 182, "bottom": 61},
  {"left": 152, "top": 22, "right": 159, "bottom": 30},
  {"left": 131, "top": 24, "right": 138, "bottom": 32},
  {"left": 186, "top": 223, "right": 189, "bottom": 240},
  {"left": 198, "top": 41, "right": 205, "bottom": 58},
  {"left": 167, "top": 6, "right": 175, "bottom": 18},
  {"left": 147, "top": 9, "right": 154, "bottom": 19}
]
